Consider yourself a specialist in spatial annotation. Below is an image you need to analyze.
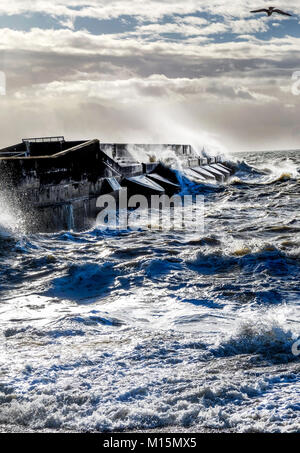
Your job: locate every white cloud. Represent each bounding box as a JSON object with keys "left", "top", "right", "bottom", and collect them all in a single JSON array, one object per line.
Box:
[
  {"left": 0, "top": 27, "right": 300, "bottom": 61},
  {"left": 0, "top": 1, "right": 299, "bottom": 149},
  {"left": 230, "top": 19, "right": 269, "bottom": 34},
  {"left": 10, "top": 74, "right": 281, "bottom": 108},
  {"left": 134, "top": 15, "right": 230, "bottom": 38},
  {"left": 0, "top": 1, "right": 298, "bottom": 21},
  {"left": 58, "top": 16, "right": 76, "bottom": 30}
]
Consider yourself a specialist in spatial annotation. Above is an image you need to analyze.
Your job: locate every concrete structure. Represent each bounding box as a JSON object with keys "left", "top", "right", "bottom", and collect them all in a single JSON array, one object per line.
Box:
[{"left": 0, "top": 137, "right": 234, "bottom": 232}]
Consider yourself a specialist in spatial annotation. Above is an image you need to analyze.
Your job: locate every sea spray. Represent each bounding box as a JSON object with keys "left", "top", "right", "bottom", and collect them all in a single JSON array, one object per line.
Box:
[
  {"left": 123, "top": 105, "right": 230, "bottom": 161},
  {"left": 212, "top": 306, "right": 299, "bottom": 360},
  {"left": 1, "top": 149, "right": 300, "bottom": 433},
  {"left": 0, "top": 193, "right": 25, "bottom": 237}
]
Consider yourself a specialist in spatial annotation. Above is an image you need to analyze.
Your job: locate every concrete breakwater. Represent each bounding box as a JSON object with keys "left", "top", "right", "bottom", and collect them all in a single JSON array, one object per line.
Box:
[{"left": 0, "top": 137, "right": 234, "bottom": 232}]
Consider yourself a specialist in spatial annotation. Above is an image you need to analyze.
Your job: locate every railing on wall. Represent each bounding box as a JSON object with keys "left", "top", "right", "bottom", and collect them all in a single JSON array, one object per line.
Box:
[{"left": 22, "top": 136, "right": 65, "bottom": 144}]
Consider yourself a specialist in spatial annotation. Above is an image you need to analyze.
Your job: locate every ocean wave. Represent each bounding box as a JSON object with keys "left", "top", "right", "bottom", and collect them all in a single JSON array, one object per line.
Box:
[
  {"left": 177, "top": 174, "right": 224, "bottom": 195},
  {"left": 186, "top": 245, "right": 299, "bottom": 278},
  {"left": 1, "top": 326, "right": 299, "bottom": 432},
  {"left": 45, "top": 262, "right": 118, "bottom": 302},
  {"left": 1, "top": 150, "right": 300, "bottom": 433},
  {"left": 232, "top": 159, "right": 300, "bottom": 186},
  {"left": 234, "top": 161, "right": 270, "bottom": 177}
]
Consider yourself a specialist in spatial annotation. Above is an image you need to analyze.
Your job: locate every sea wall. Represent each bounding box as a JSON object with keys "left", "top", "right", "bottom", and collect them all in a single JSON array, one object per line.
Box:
[{"left": 0, "top": 139, "right": 232, "bottom": 232}]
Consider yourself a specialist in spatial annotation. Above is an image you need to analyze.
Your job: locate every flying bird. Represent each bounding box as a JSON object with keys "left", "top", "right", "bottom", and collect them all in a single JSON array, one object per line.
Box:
[{"left": 250, "top": 7, "right": 292, "bottom": 16}]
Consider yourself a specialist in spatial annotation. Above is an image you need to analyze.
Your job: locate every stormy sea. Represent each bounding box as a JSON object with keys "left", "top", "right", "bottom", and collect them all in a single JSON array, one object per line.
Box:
[{"left": 0, "top": 150, "right": 299, "bottom": 433}]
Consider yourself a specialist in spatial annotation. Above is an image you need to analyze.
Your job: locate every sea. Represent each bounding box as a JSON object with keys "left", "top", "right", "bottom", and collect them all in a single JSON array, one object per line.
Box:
[{"left": 0, "top": 150, "right": 299, "bottom": 433}]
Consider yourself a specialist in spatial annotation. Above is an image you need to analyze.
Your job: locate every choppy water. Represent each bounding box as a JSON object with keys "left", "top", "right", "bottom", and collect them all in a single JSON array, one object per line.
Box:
[{"left": 0, "top": 150, "right": 299, "bottom": 433}]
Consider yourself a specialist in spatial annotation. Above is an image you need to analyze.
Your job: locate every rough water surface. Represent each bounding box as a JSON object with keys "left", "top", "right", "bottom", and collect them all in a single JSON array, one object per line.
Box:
[{"left": 0, "top": 150, "right": 299, "bottom": 433}]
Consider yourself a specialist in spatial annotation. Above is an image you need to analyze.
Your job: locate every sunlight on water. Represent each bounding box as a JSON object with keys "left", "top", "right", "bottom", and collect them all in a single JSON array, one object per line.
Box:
[{"left": 0, "top": 150, "right": 299, "bottom": 433}]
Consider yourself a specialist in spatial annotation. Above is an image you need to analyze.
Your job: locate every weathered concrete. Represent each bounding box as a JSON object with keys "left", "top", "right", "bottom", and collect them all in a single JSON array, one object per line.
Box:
[
  {"left": 191, "top": 166, "right": 217, "bottom": 181},
  {"left": 183, "top": 168, "right": 207, "bottom": 182},
  {"left": 213, "top": 162, "right": 232, "bottom": 175},
  {"left": 118, "top": 163, "right": 143, "bottom": 177},
  {"left": 210, "top": 163, "right": 231, "bottom": 177},
  {"left": 124, "top": 175, "right": 165, "bottom": 197},
  {"left": 143, "top": 162, "right": 159, "bottom": 174},
  {"left": 202, "top": 165, "right": 225, "bottom": 182},
  {"left": 146, "top": 173, "right": 180, "bottom": 193}
]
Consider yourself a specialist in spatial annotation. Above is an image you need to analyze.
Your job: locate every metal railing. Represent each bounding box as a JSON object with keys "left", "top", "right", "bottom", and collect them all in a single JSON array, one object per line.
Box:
[{"left": 22, "top": 136, "right": 65, "bottom": 144}]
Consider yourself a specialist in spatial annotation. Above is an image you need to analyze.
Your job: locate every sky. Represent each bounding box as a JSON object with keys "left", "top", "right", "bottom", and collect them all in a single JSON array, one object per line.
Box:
[{"left": 1, "top": 1, "right": 300, "bottom": 152}]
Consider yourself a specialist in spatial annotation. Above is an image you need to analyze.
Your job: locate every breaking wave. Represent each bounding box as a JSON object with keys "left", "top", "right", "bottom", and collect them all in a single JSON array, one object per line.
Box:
[
  {"left": 212, "top": 307, "right": 298, "bottom": 362},
  {"left": 1, "top": 149, "right": 300, "bottom": 433}
]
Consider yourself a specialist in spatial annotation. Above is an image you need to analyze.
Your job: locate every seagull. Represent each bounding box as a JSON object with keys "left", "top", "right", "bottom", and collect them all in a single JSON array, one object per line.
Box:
[{"left": 250, "top": 7, "right": 292, "bottom": 16}]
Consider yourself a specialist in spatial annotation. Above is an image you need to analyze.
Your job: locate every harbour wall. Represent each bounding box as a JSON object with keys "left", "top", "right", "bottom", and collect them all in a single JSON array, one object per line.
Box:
[{"left": 0, "top": 138, "right": 233, "bottom": 232}]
